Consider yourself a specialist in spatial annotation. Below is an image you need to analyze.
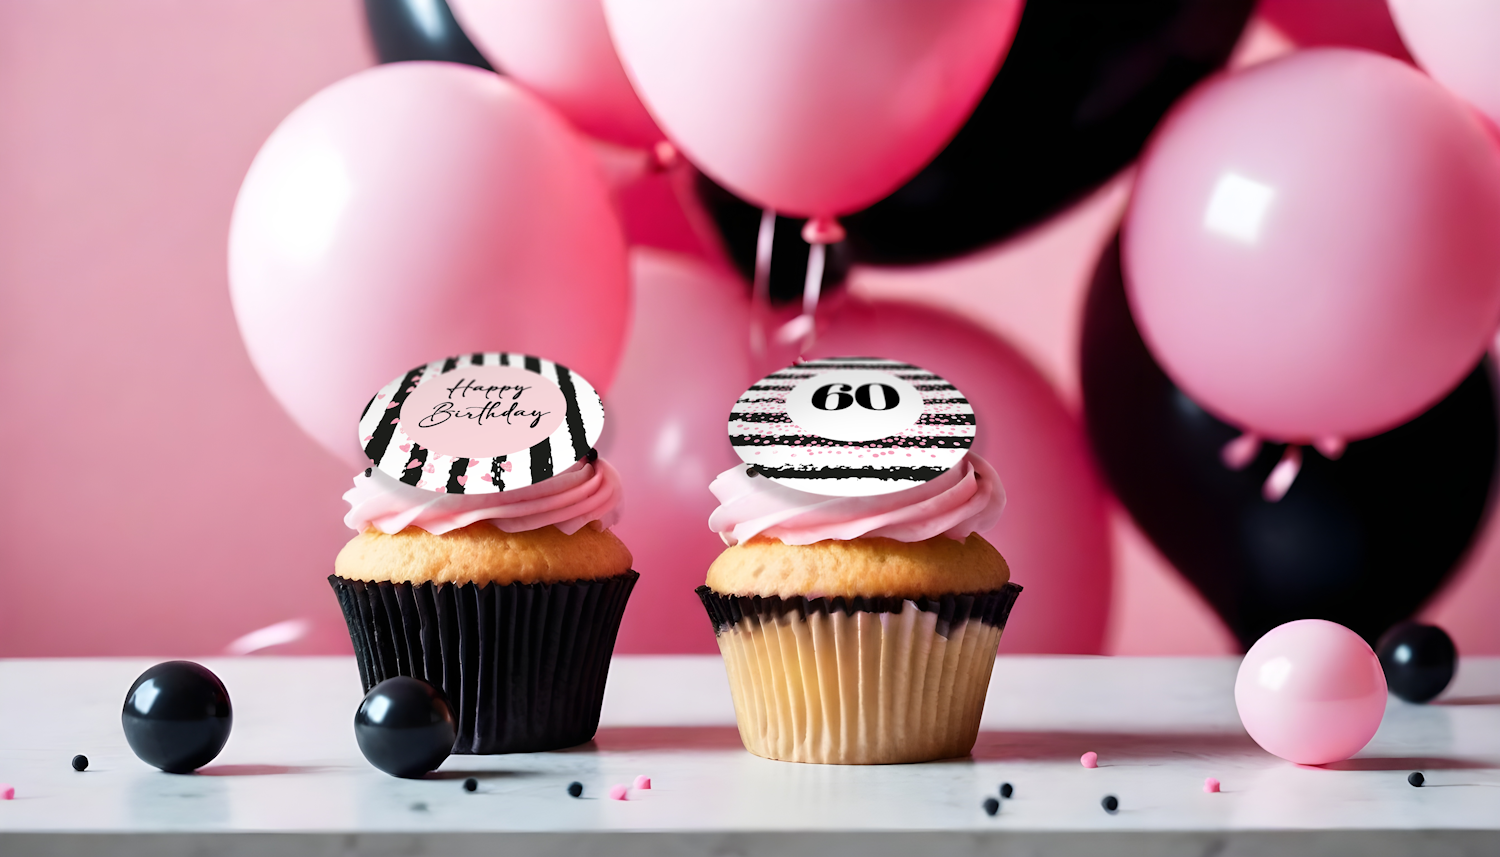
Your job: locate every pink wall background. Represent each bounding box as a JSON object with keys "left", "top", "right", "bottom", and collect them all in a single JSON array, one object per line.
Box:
[{"left": 2, "top": 1, "right": 1497, "bottom": 658}]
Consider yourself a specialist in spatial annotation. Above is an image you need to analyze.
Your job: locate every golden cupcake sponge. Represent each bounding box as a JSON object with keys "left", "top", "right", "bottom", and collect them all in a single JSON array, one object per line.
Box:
[
  {"left": 706, "top": 533, "right": 1008, "bottom": 599},
  {"left": 335, "top": 523, "right": 632, "bottom": 586}
]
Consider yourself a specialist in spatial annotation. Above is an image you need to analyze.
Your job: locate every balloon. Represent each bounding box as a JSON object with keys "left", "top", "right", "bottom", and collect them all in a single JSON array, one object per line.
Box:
[
  {"left": 1258, "top": 0, "right": 1412, "bottom": 60},
  {"left": 841, "top": 0, "right": 1255, "bottom": 265},
  {"left": 693, "top": 175, "right": 851, "bottom": 305},
  {"left": 1124, "top": 48, "right": 1500, "bottom": 443},
  {"left": 807, "top": 297, "right": 1112, "bottom": 654},
  {"left": 363, "top": 0, "right": 493, "bottom": 69},
  {"left": 1389, "top": 0, "right": 1500, "bottom": 128},
  {"left": 1081, "top": 235, "right": 1498, "bottom": 649},
  {"left": 1235, "top": 620, "right": 1387, "bottom": 766},
  {"left": 602, "top": 250, "right": 752, "bottom": 653},
  {"left": 604, "top": 0, "right": 1024, "bottom": 218},
  {"left": 1376, "top": 622, "right": 1457, "bottom": 704},
  {"left": 229, "top": 63, "right": 629, "bottom": 468},
  {"left": 449, "top": 0, "right": 662, "bottom": 148}
]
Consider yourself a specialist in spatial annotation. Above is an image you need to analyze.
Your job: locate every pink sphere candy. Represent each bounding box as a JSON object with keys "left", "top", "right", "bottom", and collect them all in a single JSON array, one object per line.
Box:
[
  {"left": 633, "top": 775, "right": 652, "bottom": 790},
  {"left": 1235, "top": 619, "right": 1387, "bottom": 765},
  {"left": 1204, "top": 777, "right": 1220, "bottom": 793},
  {"left": 608, "top": 784, "right": 629, "bottom": 801},
  {"left": 1080, "top": 751, "right": 1098, "bottom": 768},
  {"left": 0, "top": 785, "right": 13, "bottom": 800}
]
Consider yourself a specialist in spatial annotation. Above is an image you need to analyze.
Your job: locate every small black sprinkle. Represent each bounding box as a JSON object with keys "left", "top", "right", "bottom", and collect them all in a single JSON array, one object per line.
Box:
[
  {"left": 364, "top": 468, "right": 372, "bottom": 477},
  {"left": 999, "top": 782, "right": 1013, "bottom": 799},
  {"left": 71, "top": 755, "right": 88, "bottom": 772},
  {"left": 1101, "top": 795, "right": 1119, "bottom": 813},
  {"left": 1408, "top": 772, "right": 1425, "bottom": 787},
  {"left": 982, "top": 797, "right": 1000, "bottom": 816},
  {"left": 463, "top": 778, "right": 478, "bottom": 792},
  {"left": 410, "top": 802, "right": 429, "bottom": 812},
  {"left": 587, "top": 448, "right": 599, "bottom": 463},
  {"left": 567, "top": 781, "right": 584, "bottom": 798}
]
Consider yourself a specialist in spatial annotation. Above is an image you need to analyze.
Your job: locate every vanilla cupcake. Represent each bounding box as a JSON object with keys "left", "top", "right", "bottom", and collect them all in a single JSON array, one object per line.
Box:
[
  {"left": 699, "top": 357, "right": 1020, "bottom": 764},
  {"left": 329, "top": 353, "right": 636, "bottom": 754}
]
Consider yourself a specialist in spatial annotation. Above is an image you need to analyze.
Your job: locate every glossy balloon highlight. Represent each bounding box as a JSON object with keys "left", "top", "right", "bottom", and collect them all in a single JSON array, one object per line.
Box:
[
  {"left": 1235, "top": 620, "right": 1387, "bottom": 766},
  {"left": 121, "top": 661, "right": 233, "bottom": 774},
  {"left": 354, "top": 677, "right": 457, "bottom": 778},
  {"left": 1376, "top": 622, "right": 1457, "bottom": 704}
]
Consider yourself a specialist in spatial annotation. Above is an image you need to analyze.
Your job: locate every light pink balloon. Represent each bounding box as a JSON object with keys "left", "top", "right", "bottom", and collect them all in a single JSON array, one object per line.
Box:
[
  {"left": 808, "top": 297, "right": 1112, "bottom": 654},
  {"left": 1389, "top": 0, "right": 1500, "bottom": 128},
  {"left": 1124, "top": 48, "right": 1500, "bottom": 443},
  {"left": 229, "top": 63, "right": 629, "bottom": 468},
  {"left": 1235, "top": 619, "right": 1387, "bottom": 766},
  {"left": 449, "top": 0, "right": 663, "bottom": 149},
  {"left": 602, "top": 251, "right": 751, "bottom": 654},
  {"left": 602, "top": 0, "right": 1024, "bottom": 218}
]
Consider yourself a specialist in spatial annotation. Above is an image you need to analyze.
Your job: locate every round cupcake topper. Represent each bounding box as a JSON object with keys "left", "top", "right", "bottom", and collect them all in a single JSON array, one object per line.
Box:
[
  {"left": 729, "top": 357, "right": 976, "bottom": 496},
  {"left": 359, "top": 353, "right": 603, "bottom": 494}
]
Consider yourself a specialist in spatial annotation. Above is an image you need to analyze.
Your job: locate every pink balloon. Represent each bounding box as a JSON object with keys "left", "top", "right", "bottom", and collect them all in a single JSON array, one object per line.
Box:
[
  {"left": 1235, "top": 619, "right": 1387, "bottom": 766},
  {"left": 449, "top": 0, "right": 663, "bottom": 149},
  {"left": 1389, "top": 0, "right": 1500, "bottom": 128},
  {"left": 229, "top": 63, "right": 629, "bottom": 468},
  {"left": 602, "top": 0, "right": 1024, "bottom": 218},
  {"left": 1124, "top": 49, "right": 1500, "bottom": 443},
  {"left": 807, "top": 297, "right": 1112, "bottom": 654},
  {"left": 1258, "top": 0, "right": 1413, "bottom": 61},
  {"left": 602, "top": 251, "right": 751, "bottom": 654}
]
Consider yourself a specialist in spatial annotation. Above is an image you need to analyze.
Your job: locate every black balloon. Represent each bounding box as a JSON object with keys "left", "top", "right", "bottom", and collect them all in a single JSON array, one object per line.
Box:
[
  {"left": 694, "top": 175, "right": 852, "bottom": 305},
  {"left": 698, "top": 0, "right": 1255, "bottom": 275},
  {"left": 1081, "top": 235, "right": 1498, "bottom": 650},
  {"left": 121, "top": 661, "right": 233, "bottom": 774},
  {"left": 363, "top": 0, "right": 493, "bottom": 69},
  {"left": 1377, "top": 622, "right": 1458, "bottom": 704},
  {"left": 354, "top": 677, "right": 456, "bottom": 779}
]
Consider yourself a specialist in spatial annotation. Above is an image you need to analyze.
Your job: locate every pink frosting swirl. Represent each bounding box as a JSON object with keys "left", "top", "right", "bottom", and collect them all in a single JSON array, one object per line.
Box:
[
  {"left": 345, "top": 458, "right": 622, "bottom": 536},
  {"left": 708, "top": 453, "right": 1005, "bottom": 546}
]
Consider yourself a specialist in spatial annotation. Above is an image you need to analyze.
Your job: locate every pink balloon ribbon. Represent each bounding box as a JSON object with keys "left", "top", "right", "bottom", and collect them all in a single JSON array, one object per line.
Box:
[{"left": 1263, "top": 445, "right": 1303, "bottom": 502}]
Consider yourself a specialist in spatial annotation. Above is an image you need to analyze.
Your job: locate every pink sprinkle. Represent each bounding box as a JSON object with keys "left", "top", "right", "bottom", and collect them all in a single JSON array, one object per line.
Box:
[
  {"left": 0, "top": 785, "right": 13, "bottom": 800},
  {"left": 608, "top": 784, "right": 628, "bottom": 801},
  {"left": 1204, "top": 777, "right": 1220, "bottom": 793},
  {"left": 1081, "top": 751, "right": 1098, "bottom": 768},
  {"left": 633, "top": 775, "right": 651, "bottom": 790}
]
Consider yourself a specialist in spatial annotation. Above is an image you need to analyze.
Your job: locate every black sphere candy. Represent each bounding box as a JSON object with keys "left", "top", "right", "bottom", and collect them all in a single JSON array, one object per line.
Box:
[
  {"left": 1408, "top": 772, "right": 1425, "bottom": 787},
  {"left": 1377, "top": 622, "right": 1457, "bottom": 703},
  {"left": 999, "top": 782, "right": 1013, "bottom": 799},
  {"left": 463, "top": 777, "right": 478, "bottom": 792},
  {"left": 1101, "top": 795, "right": 1119, "bottom": 813},
  {"left": 353, "top": 677, "right": 456, "bottom": 779},
  {"left": 567, "top": 781, "right": 584, "bottom": 798},
  {"left": 982, "top": 797, "right": 1000, "bottom": 816},
  {"left": 121, "top": 661, "right": 232, "bottom": 774},
  {"left": 71, "top": 755, "right": 88, "bottom": 772}
]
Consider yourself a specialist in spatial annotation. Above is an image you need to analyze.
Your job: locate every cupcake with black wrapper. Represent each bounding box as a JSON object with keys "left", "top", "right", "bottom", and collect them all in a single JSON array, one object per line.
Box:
[
  {"left": 700, "top": 357, "right": 1020, "bottom": 764},
  {"left": 330, "top": 352, "right": 637, "bottom": 754}
]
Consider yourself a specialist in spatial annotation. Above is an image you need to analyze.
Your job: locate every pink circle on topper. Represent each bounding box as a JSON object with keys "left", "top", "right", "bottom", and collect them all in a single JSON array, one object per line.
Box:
[{"left": 402, "top": 364, "right": 567, "bottom": 459}]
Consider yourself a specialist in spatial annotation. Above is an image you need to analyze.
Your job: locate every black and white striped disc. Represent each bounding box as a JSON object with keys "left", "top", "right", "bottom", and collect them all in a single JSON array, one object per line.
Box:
[
  {"left": 358, "top": 353, "right": 603, "bottom": 494},
  {"left": 729, "top": 357, "right": 975, "bottom": 497}
]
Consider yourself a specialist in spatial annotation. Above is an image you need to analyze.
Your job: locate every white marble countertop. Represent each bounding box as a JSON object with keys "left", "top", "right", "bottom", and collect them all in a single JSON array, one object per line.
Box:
[{"left": 1, "top": 655, "right": 1498, "bottom": 856}]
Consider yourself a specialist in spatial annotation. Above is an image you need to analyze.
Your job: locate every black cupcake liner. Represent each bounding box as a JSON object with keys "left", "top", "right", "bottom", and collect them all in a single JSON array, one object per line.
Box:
[
  {"left": 330, "top": 570, "right": 637, "bottom": 754},
  {"left": 696, "top": 581, "right": 1022, "bottom": 639}
]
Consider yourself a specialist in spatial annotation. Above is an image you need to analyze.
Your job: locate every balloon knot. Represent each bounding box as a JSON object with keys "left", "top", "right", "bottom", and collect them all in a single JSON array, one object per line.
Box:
[{"left": 801, "top": 217, "right": 845, "bottom": 245}]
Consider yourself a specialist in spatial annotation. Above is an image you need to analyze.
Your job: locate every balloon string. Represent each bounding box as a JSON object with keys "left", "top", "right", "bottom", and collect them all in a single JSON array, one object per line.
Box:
[
  {"left": 1221, "top": 431, "right": 1262, "bottom": 470},
  {"left": 749, "top": 208, "right": 776, "bottom": 358},
  {"left": 1263, "top": 444, "right": 1302, "bottom": 502},
  {"left": 798, "top": 241, "right": 826, "bottom": 354}
]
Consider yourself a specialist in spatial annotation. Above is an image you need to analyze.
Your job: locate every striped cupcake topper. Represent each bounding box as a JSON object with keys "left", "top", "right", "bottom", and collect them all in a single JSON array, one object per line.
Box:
[
  {"left": 358, "top": 353, "right": 604, "bottom": 495},
  {"left": 730, "top": 357, "right": 976, "bottom": 497}
]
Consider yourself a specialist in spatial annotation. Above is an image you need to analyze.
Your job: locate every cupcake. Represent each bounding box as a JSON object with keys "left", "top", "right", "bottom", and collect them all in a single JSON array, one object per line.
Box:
[
  {"left": 698, "top": 357, "right": 1020, "bottom": 764},
  {"left": 329, "top": 353, "right": 637, "bottom": 754}
]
